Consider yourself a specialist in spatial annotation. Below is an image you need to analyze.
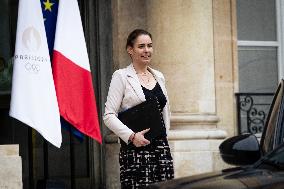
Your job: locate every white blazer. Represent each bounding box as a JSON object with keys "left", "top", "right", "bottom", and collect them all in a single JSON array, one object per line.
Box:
[{"left": 103, "top": 64, "right": 171, "bottom": 143}]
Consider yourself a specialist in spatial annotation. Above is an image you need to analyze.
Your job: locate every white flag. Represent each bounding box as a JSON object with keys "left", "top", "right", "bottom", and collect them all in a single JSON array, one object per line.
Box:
[{"left": 9, "top": 0, "right": 62, "bottom": 148}]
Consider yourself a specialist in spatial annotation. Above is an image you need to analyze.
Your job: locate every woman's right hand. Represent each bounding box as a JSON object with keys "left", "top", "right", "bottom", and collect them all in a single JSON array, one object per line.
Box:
[{"left": 132, "top": 128, "right": 151, "bottom": 147}]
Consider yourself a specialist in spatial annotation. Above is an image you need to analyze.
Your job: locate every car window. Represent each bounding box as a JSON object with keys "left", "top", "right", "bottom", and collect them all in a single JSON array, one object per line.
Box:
[
  {"left": 275, "top": 99, "right": 284, "bottom": 145},
  {"left": 279, "top": 116, "right": 284, "bottom": 144},
  {"left": 261, "top": 81, "right": 283, "bottom": 154}
]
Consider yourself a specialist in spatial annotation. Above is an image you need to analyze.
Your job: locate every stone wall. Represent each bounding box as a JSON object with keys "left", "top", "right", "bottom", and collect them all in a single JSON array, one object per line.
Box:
[{"left": 0, "top": 145, "right": 22, "bottom": 189}]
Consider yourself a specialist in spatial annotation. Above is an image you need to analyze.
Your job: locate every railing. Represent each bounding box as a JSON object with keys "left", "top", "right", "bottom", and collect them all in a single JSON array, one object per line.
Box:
[{"left": 235, "top": 93, "right": 274, "bottom": 135}]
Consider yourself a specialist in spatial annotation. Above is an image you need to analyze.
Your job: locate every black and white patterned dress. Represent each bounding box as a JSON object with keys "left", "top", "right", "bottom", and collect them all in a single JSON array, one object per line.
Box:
[{"left": 119, "top": 82, "right": 174, "bottom": 189}]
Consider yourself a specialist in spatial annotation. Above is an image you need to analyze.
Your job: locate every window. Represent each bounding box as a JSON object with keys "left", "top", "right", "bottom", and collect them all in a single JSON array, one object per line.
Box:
[{"left": 237, "top": 0, "right": 280, "bottom": 93}]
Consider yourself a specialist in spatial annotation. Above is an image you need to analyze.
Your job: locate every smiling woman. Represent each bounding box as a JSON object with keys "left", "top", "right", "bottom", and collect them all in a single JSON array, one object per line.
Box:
[{"left": 104, "top": 29, "right": 174, "bottom": 188}]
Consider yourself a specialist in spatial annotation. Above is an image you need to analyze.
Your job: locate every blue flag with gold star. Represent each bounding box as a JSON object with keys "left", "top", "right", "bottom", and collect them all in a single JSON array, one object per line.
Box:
[
  {"left": 40, "top": 0, "right": 84, "bottom": 141},
  {"left": 40, "top": 0, "right": 58, "bottom": 56}
]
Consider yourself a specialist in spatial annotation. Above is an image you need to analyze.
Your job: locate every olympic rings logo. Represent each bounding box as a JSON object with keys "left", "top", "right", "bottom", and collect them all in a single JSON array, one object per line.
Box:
[{"left": 25, "top": 62, "right": 40, "bottom": 73}]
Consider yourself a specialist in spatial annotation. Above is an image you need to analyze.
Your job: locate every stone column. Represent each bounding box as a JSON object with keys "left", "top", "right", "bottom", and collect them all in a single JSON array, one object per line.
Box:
[
  {"left": 146, "top": 0, "right": 234, "bottom": 177},
  {"left": 0, "top": 145, "right": 22, "bottom": 189},
  {"left": 147, "top": 0, "right": 216, "bottom": 116}
]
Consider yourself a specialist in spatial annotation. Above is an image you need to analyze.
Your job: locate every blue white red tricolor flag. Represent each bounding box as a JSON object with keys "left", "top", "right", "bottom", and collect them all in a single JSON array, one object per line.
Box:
[
  {"left": 9, "top": 0, "right": 102, "bottom": 147},
  {"left": 52, "top": 0, "right": 102, "bottom": 143}
]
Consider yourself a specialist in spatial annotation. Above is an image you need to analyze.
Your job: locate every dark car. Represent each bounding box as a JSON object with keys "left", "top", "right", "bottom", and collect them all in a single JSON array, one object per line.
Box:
[{"left": 146, "top": 80, "right": 284, "bottom": 189}]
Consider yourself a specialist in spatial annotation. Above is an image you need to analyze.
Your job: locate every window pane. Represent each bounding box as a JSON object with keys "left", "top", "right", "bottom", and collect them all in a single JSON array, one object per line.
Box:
[
  {"left": 238, "top": 46, "right": 278, "bottom": 92},
  {"left": 237, "top": 0, "right": 276, "bottom": 41}
]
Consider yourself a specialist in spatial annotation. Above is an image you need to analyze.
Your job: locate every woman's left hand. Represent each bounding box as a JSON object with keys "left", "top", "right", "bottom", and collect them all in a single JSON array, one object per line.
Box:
[{"left": 132, "top": 128, "right": 151, "bottom": 147}]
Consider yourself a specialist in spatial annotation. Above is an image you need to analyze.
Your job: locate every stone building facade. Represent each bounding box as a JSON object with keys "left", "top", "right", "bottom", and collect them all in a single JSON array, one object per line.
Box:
[{"left": 0, "top": 0, "right": 281, "bottom": 188}]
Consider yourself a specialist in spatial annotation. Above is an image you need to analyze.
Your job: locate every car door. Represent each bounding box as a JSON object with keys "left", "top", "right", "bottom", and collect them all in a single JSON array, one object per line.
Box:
[{"left": 260, "top": 79, "right": 284, "bottom": 155}]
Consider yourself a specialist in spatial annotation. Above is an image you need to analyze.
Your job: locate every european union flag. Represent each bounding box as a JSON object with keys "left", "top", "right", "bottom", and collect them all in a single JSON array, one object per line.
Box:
[
  {"left": 40, "top": 0, "right": 84, "bottom": 141},
  {"left": 40, "top": 0, "right": 58, "bottom": 56}
]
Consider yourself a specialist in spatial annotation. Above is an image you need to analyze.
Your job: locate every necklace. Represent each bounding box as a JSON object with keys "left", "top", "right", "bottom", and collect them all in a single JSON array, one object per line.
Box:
[{"left": 138, "top": 72, "right": 150, "bottom": 86}]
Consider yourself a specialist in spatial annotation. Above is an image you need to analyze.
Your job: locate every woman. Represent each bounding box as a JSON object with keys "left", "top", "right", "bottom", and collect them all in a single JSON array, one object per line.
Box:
[{"left": 103, "top": 29, "right": 174, "bottom": 188}]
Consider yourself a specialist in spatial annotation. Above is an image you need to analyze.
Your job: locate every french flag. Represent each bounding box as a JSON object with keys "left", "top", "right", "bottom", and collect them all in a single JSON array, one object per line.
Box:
[{"left": 52, "top": 0, "right": 102, "bottom": 143}]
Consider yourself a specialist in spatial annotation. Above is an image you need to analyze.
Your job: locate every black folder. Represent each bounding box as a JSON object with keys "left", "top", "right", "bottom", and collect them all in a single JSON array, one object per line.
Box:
[{"left": 118, "top": 98, "right": 164, "bottom": 147}]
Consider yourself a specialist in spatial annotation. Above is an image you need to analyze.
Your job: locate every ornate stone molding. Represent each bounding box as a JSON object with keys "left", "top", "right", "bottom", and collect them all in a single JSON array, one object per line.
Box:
[
  {"left": 168, "top": 129, "right": 227, "bottom": 140},
  {"left": 171, "top": 113, "right": 220, "bottom": 129},
  {"left": 169, "top": 113, "right": 227, "bottom": 140}
]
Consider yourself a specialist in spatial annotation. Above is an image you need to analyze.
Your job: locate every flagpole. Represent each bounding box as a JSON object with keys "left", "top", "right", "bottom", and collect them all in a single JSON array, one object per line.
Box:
[
  {"left": 70, "top": 129, "right": 75, "bottom": 189},
  {"left": 28, "top": 128, "right": 34, "bottom": 189},
  {"left": 43, "top": 139, "right": 49, "bottom": 182}
]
